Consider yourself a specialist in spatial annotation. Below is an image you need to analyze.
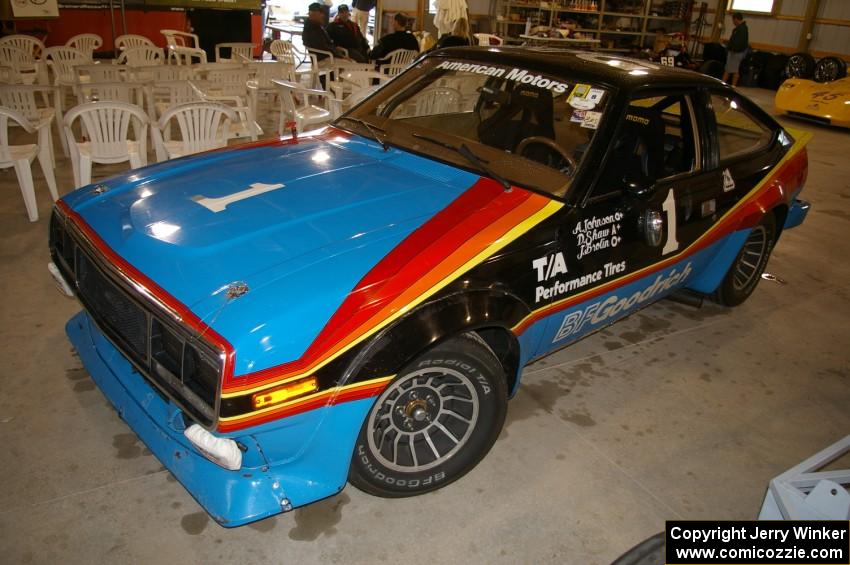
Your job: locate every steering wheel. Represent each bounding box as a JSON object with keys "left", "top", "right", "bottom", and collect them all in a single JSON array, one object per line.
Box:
[{"left": 516, "top": 136, "right": 577, "bottom": 177}]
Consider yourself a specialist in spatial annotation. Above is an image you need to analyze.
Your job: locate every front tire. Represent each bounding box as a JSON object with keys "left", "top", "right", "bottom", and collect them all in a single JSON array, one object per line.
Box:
[
  {"left": 715, "top": 213, "right": 776, "bottom": 307},
  {"left": 348, "top": 333, "right": 507, "bottom": 497}
]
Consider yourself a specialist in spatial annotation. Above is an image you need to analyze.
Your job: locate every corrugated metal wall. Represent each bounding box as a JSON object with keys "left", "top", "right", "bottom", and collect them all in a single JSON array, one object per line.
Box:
[{"left": 707, "top": 0, "right": 849, "bottom": 56}]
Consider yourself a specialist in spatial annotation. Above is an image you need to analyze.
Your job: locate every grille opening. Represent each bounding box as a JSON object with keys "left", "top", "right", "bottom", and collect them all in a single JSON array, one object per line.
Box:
[
  {"left": 183, "top": 344, "right": 219, "bottom": 407},
  {"left": 76, "top": 251, "right": 148, "bottom": 365},
  {"left": 49, "top": 211, "right": 222, "bottom": 429},
  {"left": 151, "top": 319, "right": 183, "bottom": 378}
]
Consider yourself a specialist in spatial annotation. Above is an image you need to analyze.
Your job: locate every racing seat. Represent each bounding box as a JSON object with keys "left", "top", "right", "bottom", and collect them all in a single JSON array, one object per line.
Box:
[
  {"left": 477, "top": 83, "right": 555, "bottom": 153},
  {"left": 600, "top": 106, "right": 665, "bottom": 188}
]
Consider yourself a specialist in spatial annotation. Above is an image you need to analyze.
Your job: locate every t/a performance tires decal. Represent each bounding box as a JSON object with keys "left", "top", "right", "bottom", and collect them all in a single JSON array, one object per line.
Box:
[
  {"left": 715, "top": 213, "right": 776, "bottom": 307},
  {"left": 348, "top": 333, "right": 507, "bottom": 497}
]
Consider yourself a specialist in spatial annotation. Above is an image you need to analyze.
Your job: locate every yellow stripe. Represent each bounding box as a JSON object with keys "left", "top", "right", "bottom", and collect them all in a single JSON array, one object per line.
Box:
[
  {"left": 219, "top": 375, "right": 395, "bottom": 423},
  {"left": 222, "top": 200, "right": 564, "bottom": 399},
  {"left": 511, "top": 128, "right": 812, "bottom": 332}
]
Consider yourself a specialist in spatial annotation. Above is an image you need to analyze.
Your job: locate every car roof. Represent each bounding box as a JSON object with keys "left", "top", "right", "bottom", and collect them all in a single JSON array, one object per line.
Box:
[{"left": 430, "top": 46, "right": 727, "bottom": 94}]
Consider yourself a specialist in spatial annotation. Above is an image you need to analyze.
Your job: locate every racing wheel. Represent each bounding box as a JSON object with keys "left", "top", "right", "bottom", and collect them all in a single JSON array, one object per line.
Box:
[{"left": 516, "top": 136, "right": 577, "bottom": 176}]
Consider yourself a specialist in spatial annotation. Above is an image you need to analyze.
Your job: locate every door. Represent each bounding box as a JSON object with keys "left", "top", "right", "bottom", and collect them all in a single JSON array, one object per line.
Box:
[{"left": 537, "top": 90, "right": 722, "bottom": 352}]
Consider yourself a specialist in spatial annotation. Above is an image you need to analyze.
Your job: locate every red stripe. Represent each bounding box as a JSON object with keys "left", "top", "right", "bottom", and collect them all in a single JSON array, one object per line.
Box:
[
  {"left": 57, "top": 200, "right": 238, "bottom": 387},
  {"left": 221, "top": 178, "right": 532, "bottom": 391},
  {"left": 514, "top": 148, "right": 808, "bottom": 334}
]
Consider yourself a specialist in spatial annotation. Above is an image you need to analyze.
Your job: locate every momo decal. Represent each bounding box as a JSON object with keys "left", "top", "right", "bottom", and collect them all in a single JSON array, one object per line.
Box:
[
  {"left": 552, "top": 262, "right": 692, "bottom": 342},
  {"left": 574, "top": 212, "right": 623, "bottom": 259},
  {"left": 535, "top": 260, "right": 626, "bottom": 304}
]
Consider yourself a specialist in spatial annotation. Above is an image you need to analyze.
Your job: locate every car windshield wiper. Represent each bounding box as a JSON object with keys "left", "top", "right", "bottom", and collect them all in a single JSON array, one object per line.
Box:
[
  {"left": 411, "top": 133, "right": 512, "bottom": 191},
  {"left": 337, "top": 116, "right": 389, "bottom": 151}
]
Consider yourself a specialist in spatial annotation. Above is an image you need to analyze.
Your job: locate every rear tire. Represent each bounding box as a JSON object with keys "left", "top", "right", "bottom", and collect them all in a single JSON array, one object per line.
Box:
[
  {"left": 786, "top": 52, "right": 815, "bottom": 79},
  {"left": 348, "top": 333, "right": 507, "bottom": 497},
  {"left": 814, "top": 56, "right": 847, "bottom": 83},
  {"left": 715, "top": 213, "right": 776, "bottom": 307}
]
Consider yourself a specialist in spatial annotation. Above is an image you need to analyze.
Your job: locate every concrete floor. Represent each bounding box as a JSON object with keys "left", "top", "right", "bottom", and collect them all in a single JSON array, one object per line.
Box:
[{"left": 0, "top": 87, "right": 847, "bottom": 564}]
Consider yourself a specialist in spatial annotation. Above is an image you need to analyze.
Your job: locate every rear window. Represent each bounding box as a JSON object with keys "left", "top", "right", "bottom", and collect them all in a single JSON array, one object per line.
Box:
[{"left": 710, "top": 94, "right": 773, "bottom": 161}]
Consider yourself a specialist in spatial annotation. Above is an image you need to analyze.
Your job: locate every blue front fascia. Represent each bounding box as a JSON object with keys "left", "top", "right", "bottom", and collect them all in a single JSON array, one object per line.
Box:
[
  {"left": 68, "top": 311, "right": 373, "bottom": 527},
  {"left": 61, "top": 135, "right": 481, "bottom": 376}
]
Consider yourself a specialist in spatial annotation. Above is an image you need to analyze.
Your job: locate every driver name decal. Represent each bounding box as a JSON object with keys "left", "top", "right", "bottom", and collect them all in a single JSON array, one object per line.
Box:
[
  {"left": 435, "top": 61, "right": 570, "bottom": 93},
  {"left": 573, "top": 213, "right": 623, "bottom": 259}
]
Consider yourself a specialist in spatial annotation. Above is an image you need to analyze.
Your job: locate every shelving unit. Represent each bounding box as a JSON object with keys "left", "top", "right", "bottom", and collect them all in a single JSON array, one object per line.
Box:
[{"left": 494, "top": 0, "right": 692, "bottom": 51}]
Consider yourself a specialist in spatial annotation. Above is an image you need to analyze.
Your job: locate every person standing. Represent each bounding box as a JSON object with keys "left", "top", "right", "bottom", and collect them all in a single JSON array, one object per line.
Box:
[
  {"left": 351, "top": 0, "right": 376, "bottom": 46},
  {"left": 327, "top": 4, "right": 370, "bottom": 62},
  {"left": 369, "top": 13, "right": 420, "bottom": 62},
  {"left": 722, "top": 12, "right": 749, "bottom": 86}
]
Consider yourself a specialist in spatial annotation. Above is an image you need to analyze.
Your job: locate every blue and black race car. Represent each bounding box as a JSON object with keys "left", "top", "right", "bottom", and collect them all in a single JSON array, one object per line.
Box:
[{"left": 49, "top": 47, "right": 812, "bottom": 526}]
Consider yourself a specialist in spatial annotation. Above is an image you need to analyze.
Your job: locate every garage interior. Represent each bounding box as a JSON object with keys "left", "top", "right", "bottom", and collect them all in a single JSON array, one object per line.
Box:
[{"left": 1, "top": 0, "right": 849, "bottom": 563}]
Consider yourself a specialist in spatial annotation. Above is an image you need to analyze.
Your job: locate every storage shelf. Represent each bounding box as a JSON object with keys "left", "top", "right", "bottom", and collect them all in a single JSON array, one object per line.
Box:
[{"left": 494, "top": 0, "right": 692, "bottom": 46}]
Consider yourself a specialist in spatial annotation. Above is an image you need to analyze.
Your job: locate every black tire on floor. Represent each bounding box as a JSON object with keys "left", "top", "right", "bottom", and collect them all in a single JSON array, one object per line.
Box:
[
  {"left": 348, "top": 332, "right": 507, "bottom": 498},
  {"left": 814, "top": 56, "right": 848, "bottom": 83},
  {"left": 715, "top": 213, "right": 776, "bottom": 307},
  {"left": 786, "top": 52, "right": 816, "bottom": 79}
]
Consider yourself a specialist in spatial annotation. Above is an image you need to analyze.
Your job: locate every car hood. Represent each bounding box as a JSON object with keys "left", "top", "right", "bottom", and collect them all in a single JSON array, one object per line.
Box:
[{"left": 63, "top": 134, "right": 480, "bottom": 371}]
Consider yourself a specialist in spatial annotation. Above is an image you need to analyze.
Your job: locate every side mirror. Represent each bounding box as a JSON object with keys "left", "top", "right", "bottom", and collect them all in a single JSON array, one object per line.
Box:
[{"left": 623, "top": 173, "right": 654, "bottom": 198}]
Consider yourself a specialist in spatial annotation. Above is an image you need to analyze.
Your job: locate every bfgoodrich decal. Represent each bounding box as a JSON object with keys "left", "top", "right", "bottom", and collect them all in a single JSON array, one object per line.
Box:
[{"left": 552, "top": 262, "right": 692, "bottom": 342}]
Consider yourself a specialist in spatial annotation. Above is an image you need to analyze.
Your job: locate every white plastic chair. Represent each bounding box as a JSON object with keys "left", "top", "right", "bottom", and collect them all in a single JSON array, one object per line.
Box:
[
  {"left": 190, "top": 68, "right": 260, "bottom": 140},
  {"left": 414, "top": 86, "right": 463, "bottom": 115},
  {"left": 0, "top": 35, "right": 45, "bottom": 60},
  {"left": 76, "top": 63, "right": 125, "bottom": 84},
  {"left": 329, "top": 70, "right": 388, "bottom": 113},
  {"left": 0, "top": 84, "right": 61, "bottom": 166},
  {"left": 44, "top": 46, "right": 90, "bottom": 91},
  {"left": 379, "top": 49, "right": 418, "bottom": 77},
  {"left": 63, "top": 102, "right": 149, "bottom": 188},
  {"left": 269, "top": 39, "right": 302, "bottom": 66},
  {"left": 162, "top": 30, "right": 207, "bottom": 65},
  {"left": 74, "top": 81, "right": 142, "bottom": 105},
  {"left": 152, "top": 102, "right": 236, "bottom": 161},
  {"left": 246, "top": 61, "right": 295, "bottom": 118},
  {"left": 115, "top": 34, "right": 155, "bottom": 51},
  {"left": 145, "top": 79, "right": 204, "bottom": 124},
  {"left": 306, "top": 47, "right": 346, "bottom": 87},
  {"left": 118, "top": 46, "right": 164, "bottom": 67},
  {"left": 0, "top": 107, "right": 58, "bottom": 221},
  {"left": 215, "top": 42, "right": 255, "bottom": 62},
  {"left": 0, "top": 45, "right": 31, "bottom": 83},
  {"left": 129, "top": 64, "right": 192, "bottom": 84},
  {"left": 272, "top": 79, "right": 339, "bottom": 135},
  {"left": 66, "top": 34, "right": 103, "bottom": 59},
  {"left": 473, "top": 33, "right": 504, "bottom": 46}
]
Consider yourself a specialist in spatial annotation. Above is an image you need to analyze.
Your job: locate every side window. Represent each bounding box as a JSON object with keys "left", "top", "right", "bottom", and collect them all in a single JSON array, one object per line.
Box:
[
  {"left": 710, "top": 94, "right": 772, "bottom": 161},
  {"left": 593, "top": 93, "right": 699, "bottom": 198}
]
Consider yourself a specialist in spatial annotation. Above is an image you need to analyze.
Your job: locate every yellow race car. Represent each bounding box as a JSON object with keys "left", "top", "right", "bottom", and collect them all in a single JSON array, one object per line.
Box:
[{"left": 775, "top": 55, "right": 850, "bottom": 128}]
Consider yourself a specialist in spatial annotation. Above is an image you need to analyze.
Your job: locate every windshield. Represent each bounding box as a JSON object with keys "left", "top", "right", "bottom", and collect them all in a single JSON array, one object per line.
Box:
[{"left": 338, "top": 57, "right": 613, "bottom": 199}]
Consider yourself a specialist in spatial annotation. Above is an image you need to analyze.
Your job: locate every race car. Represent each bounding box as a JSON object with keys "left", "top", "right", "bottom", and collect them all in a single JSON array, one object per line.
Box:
[
  {"left": 49, "top": 48, "right": 811, "bottom": 526},
  {"left": 775, "top": 54, "right": 850, "bottom": 128}
]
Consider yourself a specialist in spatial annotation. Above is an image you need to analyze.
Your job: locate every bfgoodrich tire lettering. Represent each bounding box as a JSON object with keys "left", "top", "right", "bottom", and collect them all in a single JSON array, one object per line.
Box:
[
  {"left": 715, "top": 213, "right": 776, "bottom": 307},
  {"left": 348, "top": 333, "right": 507, "bottom": 497}
]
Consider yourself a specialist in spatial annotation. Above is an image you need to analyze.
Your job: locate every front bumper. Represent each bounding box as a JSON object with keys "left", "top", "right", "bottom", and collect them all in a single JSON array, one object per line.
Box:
[{"left": 67, "top": 311, "right": 372, "bottom": 527}]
